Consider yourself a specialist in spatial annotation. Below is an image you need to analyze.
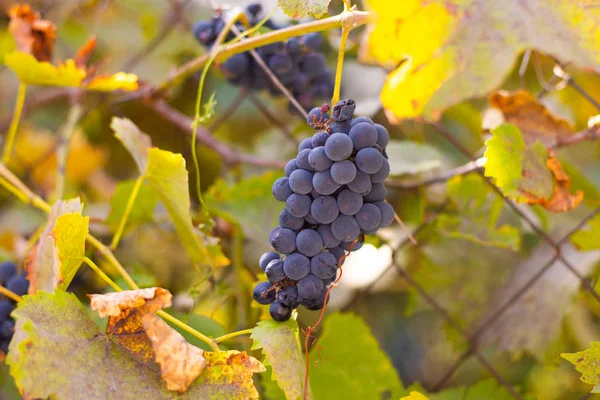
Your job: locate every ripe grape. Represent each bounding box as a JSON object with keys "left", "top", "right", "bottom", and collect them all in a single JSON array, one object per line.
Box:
[
  {"left": 284, "top": 159, "right": 298, "bottom": 176},
  {"left": 350, "top": 116, "right": 374, "bottom": 126},
  {"left": 295, "top": 148, "right": 313, "bottom": 170},
  {"left": 269, "top": 53, "right": 293, "bottom": 75},
  {"left": 298, "top": 137, "right": 313, "bottom": 152},
  {"left": 310, "top": 252, "right": 338, "bottom": 280},
  {"left": 289, "top": 169, "right": 314, "bottom": 194},
  {"left": 302, "top": 32, "right": 323, "bottom": 52},
  {"left": 306, "top": 107, "right": 330, "bottom": 129},
  {"left": 330, "top": 160, "right": 357, "bottom": 185},
  {"left": 272, "top": 177, "right": 293, "bottom": 201},
  {"left": 313, "top": 169, "right": 341, "bottom": 195},
  {"left": 355, "top": 203, "right": 382, "bottom": 231},
  {"left": 363, "top": 183, "right": 387, "bottom": 203},
  {"left": 347, "top": 170, "right": 372, "bottom": 194},
  {"left": 355, "top": 147, "right": 383, "bottom": 174},
  {"left": 337, "top": 189, "right": 363, "bottom": 216},
  {"left": 0, "top": 262, "right": 16, "bottom": 283},
  {"left": 286, "top": 193, "right": 312, "bottom": 218},
  {"left": 279, "top": 209, "right": 305, "bottom": 231},
  {"left": 222, "top": 54, "right": 250, "bottom": 77},
  {"left": 277, "top": 286, "right": 300, "bottom": 308},
  {"left": 259, "top": 252, "right": 281, "bottom": 271},
  {"left": 305, "top": 212, "right": 319, "bottom": 226},
  {"left": 296, "top": 229, "right": 323, "bottom": 257},
  {"left": 301, "top": 291, "right": 329, "bottom": 310},
  {"left": 374, "top": 201, "right": 394, "bottom": 228},
  {"left": 329, "top": 120, "right": 351, "bottom": 134},
  {"left": 331, "top": 215, "right": 360, "bottom": 242},
  {"left": 270, "top": 227, "right": 297, "bottom": 254},
  {"left": 0, "top": 301, "right": 12, "bottom": 320},
  {"left": 6, "top": 275, "right": 28, "bottom": 296},
  {"left": 265, "top": 259, "right": 286, "bottom": 282},
  {"left": 297, "top": 274, "right": 324, "bottom": 299},
  {"left": 302, "top": 53, "right": 327, "bottom": 78},
  {"left": 310, "top": 196, "right": 339, "bottom": 224},
  {"left": 253, "top": 282, "right": 275, "bottom": 305},
  {"left": 324, "top": 133, "right": 353, "bottom": 161},
  {"left": 317, "top": 224, "right": 341, "bottom": 248},
  {"left": 370, "top": 158, "right": 390, "bottom": 183},
  {"left": 270, "top": 301, "right": 292, "bottom": 321},
  {"left": 283, "top": 253, "right": 310, "bottom": 280},
  {"left": 311, "top": 131, "right": 329, "bottom": 147},
  {"left": 374, "top": 124, "right": 390, "bottom": 148},
  {"left": 332, "top": 99, "right": 355, "bottom": 121},
  {"left": 308, "top": 147, "right": 333, "bottom": 171},
  {"left": 340, "top": 234, "right": 364, "bottom": 251},
  {"left": 349, "top": 122, "right": 378, "bottom": 150},
  {"left": 328, "top": 246, "right": 346, "bottom": 265}
]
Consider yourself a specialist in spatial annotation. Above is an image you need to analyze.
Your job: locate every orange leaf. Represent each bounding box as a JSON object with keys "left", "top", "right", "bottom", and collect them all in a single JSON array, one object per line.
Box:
[
  {"left": 8, "top": 4, "right": 56, "bottom": 62},
  {"left": 488, "top": 90, "right": 574, "bottom": 147},
  {"left": 73, "top": 36, "right": 97, "bottom": 68}
]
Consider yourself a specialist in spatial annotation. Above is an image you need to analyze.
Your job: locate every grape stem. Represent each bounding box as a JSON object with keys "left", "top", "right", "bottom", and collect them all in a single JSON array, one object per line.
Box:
[
  {"left": 214, "top": 328, "right": 254, "bottom": 344},
  {"left": 331, "top": 26, "right": 350, "bottom": 107},
  {"left": 110, "top": 174, "right": 145, "bottom": 250},
  {"left": 1, "top": 83, "right": 27, "bottom": 164},
  {"left": 0, "top": 286, "right": 23, "bottom": 303}
]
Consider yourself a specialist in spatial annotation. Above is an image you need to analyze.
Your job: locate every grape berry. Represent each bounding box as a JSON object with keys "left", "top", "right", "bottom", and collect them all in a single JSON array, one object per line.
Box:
[
  {"left": 253, "top": 99, "right": 393, "bottom": 321},
  {"left": 0, "top": 261, "right": 29, "bottom": 353}
]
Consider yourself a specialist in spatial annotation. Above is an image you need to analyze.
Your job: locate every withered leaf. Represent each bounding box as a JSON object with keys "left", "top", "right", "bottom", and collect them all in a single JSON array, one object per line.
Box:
[
  {"left": 89, "top": 287, "right": 172, "bottom": 317},
  {"left": 8, "top": 4, "right": 56, "bottom": 62},
  {"left": 487, "top": 90, "right": 574, "bottom": 147}
]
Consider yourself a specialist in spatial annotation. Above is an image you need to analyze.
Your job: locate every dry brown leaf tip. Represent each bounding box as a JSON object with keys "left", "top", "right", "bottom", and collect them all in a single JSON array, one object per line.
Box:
[
  {"left": 141, "top": 313, "right": 207, "bottom": 392},
  {"left": 8, "top": 4, "right": 57, "bottom": 62},
  {"left": 89, "top": 287, "right": 172, "bottom": 317}
]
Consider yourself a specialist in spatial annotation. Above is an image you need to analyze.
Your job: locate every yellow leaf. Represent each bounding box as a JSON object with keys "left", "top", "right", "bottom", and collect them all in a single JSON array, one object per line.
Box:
[
  {"left": 86, "top": 72, "right": 139, "bottom": 92},
  {"left": 5, "top": 51, "right": 85, "bottom": 86},
  {"left": 54, "top": 212, "right": 89, "bottom": 290}
]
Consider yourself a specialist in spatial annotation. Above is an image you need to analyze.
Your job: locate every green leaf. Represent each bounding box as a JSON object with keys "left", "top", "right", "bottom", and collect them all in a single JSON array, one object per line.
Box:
[
  {"left": 251, "top": 319, "right": 309, "bottom": 400},
  {"left": 308, "top": 313, "right": 403, "bottom": 400},
  {"left": 7, "top": 290, "right": 264, "bottom": 399},
  {"left": 386, "top": 141, "right": 441, "bottom": 176},
  {"left": 106, "top": 179, "right": 159, "bottom": 234},
  {"left": 483, "top": 124, "right": 526, "bottom": 198},
  {"left": 145, "top": 148, "right": 211, "bottom": 266},
  {"left": 571, "top": 214, "right": 600, "bottom": 250},
  {"left": 562, "top": 343, "right": 600, "bottom": 393},
  {"left": 0, "top": 362, "right": 19, "bottom": 400},
  {"left": 206, "top": 172, "right": 281, "bottom": 248},
  {"left": 30, "top": 198, "right": 88, "bottom": 292},
  {"left": 278, "top": 0, "right": 331, "bottom": 19},
  {"left": 111, "top": 117, "right": 152, "bottom": 173}
]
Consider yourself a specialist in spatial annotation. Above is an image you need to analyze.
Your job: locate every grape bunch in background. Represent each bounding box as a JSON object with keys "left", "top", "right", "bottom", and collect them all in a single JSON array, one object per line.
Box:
[
  {"left": 193, "top": 4, "right": 334, "bottom": 112},
  {"left": 253, "top": 99, "right": 394, "bottom": 321},
  {"left": 0, "top": 261, "right": 29, "bottom": 353}
]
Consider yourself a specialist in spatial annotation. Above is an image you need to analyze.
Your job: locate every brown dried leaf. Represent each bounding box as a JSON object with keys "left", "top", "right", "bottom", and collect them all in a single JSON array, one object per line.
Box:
[
  {"left": 90, "top": 288, "right": 207, "bottom": 392},
  {"left": 73, "top": 36, "right": 96, "bottom": 68},
  {"left": 89, "top": 287, "right": 172, "bottom": 317},
  {"left": 488, "top": 90, "right": 574, "bottom": 147},
  {"left": 141, "top": 313, "right": 207, "bottom": 392},
  {"left": 8, "top": 5, "right": 56, "bottom": 62}
]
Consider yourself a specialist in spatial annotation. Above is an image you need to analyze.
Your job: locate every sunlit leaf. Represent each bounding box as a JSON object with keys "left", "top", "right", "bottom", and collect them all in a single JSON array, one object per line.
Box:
[
  {"left": 105, "top": 179, "right": 159, "bottom": 234},
  {"left": 308, "top": 313, "right": 403, "bottom": 399},
  {"left": 562, "top": 342, "right": 600, "bottom": 393},
  {"left": 53, "top": 212, "right": 89, "bottom": 291},
  {"left": 278, "top": 0, "right": 331, "bottom": 19},
  {"left": 386, "top": 141, "right": 441, "bottom": 176},
  {"left": 7, "top": 291, "right": 264, "bottom": 399},
  {"left": 365, "top": 0, "right": 600, "bottom": 121},
  {"left": 86, "top": 72, "right": 139, "bottom": 92},
  {"left": 251, "top": 319, "right": 310, "bottom": 400},
  {"left": 571, "top": 215, "right": 600, "bottom": 251},
  {"left": 5, "top": 52, "right": 84, "bottom": 86}
]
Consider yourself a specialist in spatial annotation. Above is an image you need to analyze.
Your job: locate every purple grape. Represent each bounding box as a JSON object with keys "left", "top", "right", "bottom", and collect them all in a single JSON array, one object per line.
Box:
[
  {"left": 363, "top": 183, "right": 387, "bottom": 203},
  {"left": 270, "top": 227, "right": 297, "bottom": 254},
  {"left": 296, "top": 229, "right": 323, "bottom": 257},
  {"left": 193, "top": 20, "right": 216, "bottom": 45},
  {"left": 277, "top": 286, "right": 300, "bottom": 308},
  {"left": 302, "top": 52, "right": 327, "bottom": 78},
  {"left": 350, "top": 116, "right": 374, "bottom": 126},
  {"left": 374, "top": 201, "right": 394, "bottom": 228},
  {"left": 331, "top": 160, "right": 357, "bottom": 185},
  {"left": 222, "top": 53, "right": 250, "bottom": 78},
  {"left": 279, "top": 209, "right": 305, "bottom": 231},
  {"left": 265, "top": 259, "right": 286, "bottom": 282},
  {"left": 269, "top": 53, "right": 293, "bottom": 75},
  {"left": 307, "top": 107, "right": 330, "bottom": 129},
  {"left": 259, "top": 252, "right": 281, "bottom": 271},
  {"left": 331, "top": 215, "right": 360, "bottom": 242},
  {"left": 330, "top": 121, "right": 351, "bottom": 134},
  {"left": 289, "top": 169, "right": 314, "bottom": 194},
  {"left": 305, "top": 212, "right": 319, "bottom": 226},
  {"left": 374, "top": 124, "right": 390, "bottom": 148},
  {"left": 313, "top": 169, "right": 341, "bottom": 195},
  {"left": 349, "top": 122, "right": 378, "bottom": 150},
  {"left": 310, "top": 252, "right": 338, "bottom": 279},
  {"left": 332, "top": 99, "right": 356, "bottom": 121},
  {"left": 311, "top": 131, "right": 329, "bottom": 147},
  {"left": 298, "top": 138, "right": 313, "bottom": 152},
  {"left": 297, "top": 274, "right": 324, "bottom": 299},
  {"left": 337, "top": 189, "right": 363, "bottom": 216},
  {"left": 355, "top": 147, "right": 383, "bottom": 174},
  {"left": 285, "top": 159, "right": 298, "bottom": 177},
  {"left": 370, "top": 158, "right": 390, "bottom": 183},
  {"left": 310, "top": 196, "right": 339, "bottom": 224},
  {"left": 272, "top": 177, "right": 293, "bottom": 201},
  {"left": 296, "top": 148, "right": 313, "bottom": 171},
  {"left": 301, "top": 290, "right": 329, "bottom": 310},
  {"left": 286, "top": 193, "right": 312, "bottom": 218},
  {"left": 324, "top": 133, "right": 353, "bottom": 161},
  {"left": 308, "top": 147, "right": 333, "bottom": 171},
  {"left": 270, "top": 301, "right": 292, "bottom": 321},
  {"left": 355, "top": 203, "right": 382, "bottom": 231},
  {"left": 302, "top": 32, "right": 323, "bottom": 52},
  {"left": 253, "top": 282, "right": 275, "bottom": 304},
  {"left": 6, "top": 275, "right": 28, "bottom": 296},
  {"left": 283, "top": 253, "right": 311, "bottom": 280},
  {"left": 0, "top": 300, "right": 13, "bottom": 320},
  {"left": 340, "top": 235, "right": 364, "bottom": 251},
  {"left": 0, "top": 262, "right": 16, "bottom": 283},
  {"left": 347, "top": 170, "right": 372, "bottom": 194},
  {"left": 328, "top": 246, "right": 346, "bottom": 265},
  {"left": 317, "top": 224, "right": 341, "bottom": 248}
]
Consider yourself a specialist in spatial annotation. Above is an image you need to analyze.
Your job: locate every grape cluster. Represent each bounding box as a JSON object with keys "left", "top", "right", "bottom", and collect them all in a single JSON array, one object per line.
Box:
[
  {"left": 0, "top": 261, "right": 29, "bottom": 353},
  {"left": 253, "top": 99, "right": 393, "bottom": 321},
  {"left": 193, "top": 4, "right": 334, "bottom": 111}
]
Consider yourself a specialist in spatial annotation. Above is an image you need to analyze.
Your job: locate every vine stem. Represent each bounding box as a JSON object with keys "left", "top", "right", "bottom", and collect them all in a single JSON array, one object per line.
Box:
[
  {"left": 148, "top": 9, "right": 372, "bottom": 95},
  {"left": 83, "top": 257, "right": 123, "bottom": 292},
  {"left": 0, "top": 286, "right": 22, "bottom": 303},
  {"left": 55, "top": 103, "right": 84, "bottom": 200},
  {"left": 2, "top": 83, "right": 27, "bottom": 164},
  {"left": 110, "top": 175, "right": 144, "bottom": 250},
  {"left": 214, "top": 328, "right": 254, "bottom": 344},
  {"left": 331, "top": 26, "right": 350, "bottom": 106},
  {"left": 156, "top": 310, "right": 221, "bottom": 352},
  {"left": 0, "top": 163, "right": 50, "bottom": 213}
]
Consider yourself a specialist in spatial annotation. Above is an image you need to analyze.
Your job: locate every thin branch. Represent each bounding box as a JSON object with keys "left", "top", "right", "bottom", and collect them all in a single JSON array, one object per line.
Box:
[
  {"left": 2, "top": 83, "right": 27, "bottom": 164},
  {"left": 0, "top": 163, "right": 51, "bottom": 213},
  {"left": 554, "top": 124, "right": 600, "bottom": 148},
  {"left": 386, "top": 158, "right": 486, "bottom": 189},
  {"left": 55, "top": 102, "right": 84, "bottom": 200},
  {"left": 144, "top": 98, "right": 286, "bottom": 169},
  {"left": 110, "top": 174, "right": 144, "bottom": 250}
]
